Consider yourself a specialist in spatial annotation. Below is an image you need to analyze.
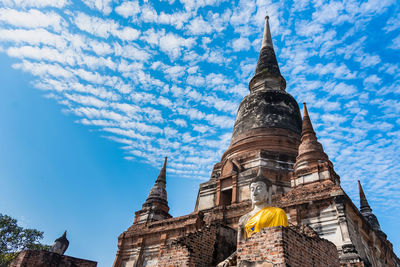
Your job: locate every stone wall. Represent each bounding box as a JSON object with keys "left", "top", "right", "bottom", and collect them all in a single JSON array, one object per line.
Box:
[
  {"left": 158, "top": 223, "right": 236, "bottom": 267},
  {"left": 237, "top": 226, "right": 339, "bottom": 267},
  {"left": 10, "top": 250, "right": 97, "bottom": 267}
]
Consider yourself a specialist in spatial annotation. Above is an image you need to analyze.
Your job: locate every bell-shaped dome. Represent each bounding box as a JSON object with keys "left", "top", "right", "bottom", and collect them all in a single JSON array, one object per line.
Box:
[{"left": 231, "top": 90, "right": 302, "bottom": 145}]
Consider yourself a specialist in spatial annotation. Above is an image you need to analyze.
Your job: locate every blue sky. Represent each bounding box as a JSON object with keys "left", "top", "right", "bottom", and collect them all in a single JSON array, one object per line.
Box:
[{"left": 0, "top": 0, "right": 399, "bottom": 266}]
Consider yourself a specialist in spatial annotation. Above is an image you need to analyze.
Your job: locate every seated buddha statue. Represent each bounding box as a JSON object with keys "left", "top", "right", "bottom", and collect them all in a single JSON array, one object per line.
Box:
[{"left": 217, "top": 169, "right": 288, "bottom": 267}]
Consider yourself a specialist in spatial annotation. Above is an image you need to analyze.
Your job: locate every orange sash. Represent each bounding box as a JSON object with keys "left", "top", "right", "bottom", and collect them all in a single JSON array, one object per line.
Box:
[{"left": 244, "top": 206, "right": 288, "bottom": 238}]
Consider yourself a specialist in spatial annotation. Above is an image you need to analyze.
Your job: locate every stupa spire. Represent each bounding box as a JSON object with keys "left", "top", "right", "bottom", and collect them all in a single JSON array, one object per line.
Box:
[
  {"left": 358, "top": 180, "right": 372, "bottom": 213},
  {"left": 291, "top": 103, "right": 339, "bottom": 187},
  {"left": 301, "top": 103, "right": 316, "bottom": 139},
  {"left": 155, "top": 157, "right": 167, "bottom": 184},
  {"left": 135, "top": 157, "right": 172, "bottom": 223},
  {"left": 357, "top": 180, "right": 384, "bottom": 234},
  {"left": 294, "top": 103, "right": 328, "bottom": 172},
  {"left": 145, "top": 157, "right": 168, "bottom": 206},
  {"left": 249, "top": 15, "right": 286, "bottom": 92}
]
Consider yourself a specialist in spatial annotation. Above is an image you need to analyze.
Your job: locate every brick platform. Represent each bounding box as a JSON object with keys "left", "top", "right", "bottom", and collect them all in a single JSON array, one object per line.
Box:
[
  {"left": 158, "top": 223, "right": 236, "bottom": 267},
  {"left": 237, "top": 226, "right": 340, "bottom": 267},
  {"left": 10, "top": 250, "right": 97, "bottom": 267}
]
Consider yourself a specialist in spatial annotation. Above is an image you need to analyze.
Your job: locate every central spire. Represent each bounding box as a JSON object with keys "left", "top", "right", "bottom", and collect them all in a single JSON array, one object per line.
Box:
[
  {"left": 226, "top": 13, "right": 302, "bottom": 151},
  {"left": 260, "top": 16, "right": 274, "bottom": 49},
  {"left": 249, "top": 16, "right": 286, "bottom": 92}
]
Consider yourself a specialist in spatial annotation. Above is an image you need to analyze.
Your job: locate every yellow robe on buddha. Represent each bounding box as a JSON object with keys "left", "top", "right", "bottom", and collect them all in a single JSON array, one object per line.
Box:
[{"left": 244, "top": 206, "right": 288, "bottom": 238}]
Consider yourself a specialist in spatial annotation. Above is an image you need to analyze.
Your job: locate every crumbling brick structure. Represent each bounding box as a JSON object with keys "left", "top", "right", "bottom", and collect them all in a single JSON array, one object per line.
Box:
[
  {"left": 237, "top": 226, "right": 339, "bottom": 267},
  {"left": 113, "top": 16, "right": 400, "bottom": 267},
  {"left": 158, "top": 223, "right": 236, "bottom": 267},
  {"left": 10, "top": 250, "right": 97, "bottom": 267}
]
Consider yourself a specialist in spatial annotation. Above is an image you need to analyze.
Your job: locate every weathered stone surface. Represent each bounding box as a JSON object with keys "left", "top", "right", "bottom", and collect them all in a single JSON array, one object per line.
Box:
[
  {"left": 237, "top": 226, "right": 340, "bottom": 267},
  {"left": 232, "top": 90, "right": 301, "bottom": 144},
  {"left": 10, "top": 250, "right": 97, "bottom": 267}
]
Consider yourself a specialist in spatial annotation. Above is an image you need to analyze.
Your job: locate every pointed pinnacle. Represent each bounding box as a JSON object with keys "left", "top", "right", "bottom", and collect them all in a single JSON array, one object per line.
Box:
[
  {"left": 62, "top": 231, "right": 67, "bottom": 238},
  {"left": 252, "top": 13, "right": 284, "bottom": 89},
  {"left": 261, "top": 15, "right": 274, "bottom": 49},
  {"left": 303, "top": 102, "right": 309, "bottom": 117},
  {"left": 156, "top": 157, "right": 167, "bottom": 183},
  {"left": 358, "top": 180, "right": 372, "bottom": 213},
  {"left": 302, "top": 103, "right": 316, "bottom": 136}
]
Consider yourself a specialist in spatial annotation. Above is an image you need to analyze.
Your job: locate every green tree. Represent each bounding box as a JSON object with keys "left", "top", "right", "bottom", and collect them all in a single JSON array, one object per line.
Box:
[{"left": 0, "top": 214, "right": 50, "bottom": 267}]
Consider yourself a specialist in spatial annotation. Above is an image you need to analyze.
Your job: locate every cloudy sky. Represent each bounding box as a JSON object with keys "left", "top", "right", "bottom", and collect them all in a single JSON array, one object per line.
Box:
[{"left": 0, "top": 0, "right": 399, "bottom": 265}]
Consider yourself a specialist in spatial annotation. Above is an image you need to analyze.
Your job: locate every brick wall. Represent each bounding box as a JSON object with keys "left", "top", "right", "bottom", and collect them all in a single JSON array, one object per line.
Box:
[
  {"left": 237, "top": 226, "right": 339, "bottom": 267},
  {"left": 10, "top": 250, "right": 97, "bottom": 267},
  {"left": 158, "top": 223, "right": 236, "bottom": 267}
]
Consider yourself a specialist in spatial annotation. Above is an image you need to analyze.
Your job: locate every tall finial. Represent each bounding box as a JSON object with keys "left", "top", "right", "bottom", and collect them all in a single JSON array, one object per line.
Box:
[
  {"left": 249, "top": 13, "right": 286, "bottom": 91},
  {"left": 136, "top": 157, "right": 172, "bottom": 223},
  {"left": 357, "top": 180, "right": 384, "bottom": 234},
  {"left": 261, "top": 14, "right": 273, "bottom": 49},
  {"left": 144, "top": 157, "right": 169, "bottom": 206},
  {"left": 302, "top": 103, "right": 316, "bottom": 137},
  {"left": 358, "top": 180, "right": 372, "bottom": 213},
  {"left": 293, "top": 103, "right": 329, "bottom": 174}
]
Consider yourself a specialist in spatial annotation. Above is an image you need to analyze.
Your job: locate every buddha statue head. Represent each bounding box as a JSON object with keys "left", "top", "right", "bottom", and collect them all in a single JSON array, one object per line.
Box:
[
  {"left": 51, "top": 231, "right": 69, "bottom": 255},
  {"left": 250, "top": 168, "right": 272, "bottom": 208}
]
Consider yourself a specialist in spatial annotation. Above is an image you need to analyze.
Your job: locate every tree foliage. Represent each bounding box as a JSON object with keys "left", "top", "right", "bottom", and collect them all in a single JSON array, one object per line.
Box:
[{"left": 0, "top": 214, "right": 50, "bottom": 266}]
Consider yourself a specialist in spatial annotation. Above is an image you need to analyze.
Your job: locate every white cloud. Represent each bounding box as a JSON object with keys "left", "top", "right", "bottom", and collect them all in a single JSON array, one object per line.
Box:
[
  {"left": 65, "top": 93, "right": 108, "bottom": 108},
  {"left": 355, "top": 53, "right": 381, "bottom": 68},
  {"left": 296, "top": 20, "right": 323, "bottom": 36},
  {"left": 312, "top": 1, "right": 346, "bottom": 24},
  {"left": 179, "top": 0, "right": 227, "bottom": 11},
  {"left": 114, "top": 43, "right": 151, "bottom": 61},
  {"left": 231, "top": 37, "right": 250, "bottom": 51},
  {"left": 193, "top": 124, "right": 212, "bottom": 133},
  {"left": 364, "top": 74, "right": 381, "bottom": 85},
  {"left": 74, "top": 12, "right": 140, "bottom": 41},
  {"left": 388, "top": 35, "right": 400, "bottom": 50},
  {"left": 173, "top": 118, "right": 187, "bottom": 127},
  {"left": 158, "top": 33, "right": 195, "bottom": 59},
  {"left": 0, "top": 28, "right": 67, "bottom": 49},
  {"left": 140, "top": 4, "right": 158, "bottom": 23},
  {"left": 158, "top": 11, "right": 192, "bottom": 30},
  {"left": 13, "top": 60, "right": 74, "bottom": 78},
  {"left": 0, "top": 8, "right": 64, "bottom": 32},
  {"left": 88, "top": 40, "right": 113, "bottom": 56},
  {"left": 74, "top": 12, "right": 116, "bottom": 38},
  {"left": 81, "top": 0, "right": 113, "bottom": 15},
  {"left": 115, "top": 1, "right": 140, "bottom": 18},
  {"left": 1, "top": 0, "right": 68, "bottom": 8},
  {"left": 310, "top": 62, "right": 357, "bottom": 79},
  {"left": 329, "top": 82, "right": 357, "bottom": 96},
  {"left": 187, "top": 16, "right": 213, "bottom": 35},
  {"left": 7, "top": 46, "right": 75, "bottom": 65},
  {"left": 103, "top": 127, "right": 152, "bottom": 141},
  {"left": 384, "top": 13, "right": 400, "bottom": 32}
]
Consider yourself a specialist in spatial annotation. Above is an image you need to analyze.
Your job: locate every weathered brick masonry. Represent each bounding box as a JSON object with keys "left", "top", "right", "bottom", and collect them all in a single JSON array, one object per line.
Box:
[
  {"left": 158, "top": 223, "right": 236, "bottom": 267},
  {"left": 237, "top": 226, "right": 339, "bottom": 267},
  {"left": 10, "top": 250, "right": 97, "bottom": 267}
]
